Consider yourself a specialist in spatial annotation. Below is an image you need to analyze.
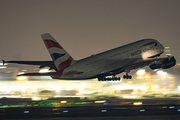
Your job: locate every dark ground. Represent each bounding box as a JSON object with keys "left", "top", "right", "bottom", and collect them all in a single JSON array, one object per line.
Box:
[{"left": 1, "top": 105, "right": 180, "bottom": 120}]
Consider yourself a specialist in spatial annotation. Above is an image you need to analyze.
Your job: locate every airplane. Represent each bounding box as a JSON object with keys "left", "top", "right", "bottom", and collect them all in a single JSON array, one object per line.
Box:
[{"left": 2, "top": 33, "right": 176, "bottom": 81}]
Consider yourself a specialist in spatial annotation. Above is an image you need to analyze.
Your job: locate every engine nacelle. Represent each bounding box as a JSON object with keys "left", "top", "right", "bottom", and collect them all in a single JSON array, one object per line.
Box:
[{"left": 149, "top": 57, "right": 176, "bottom": 70}]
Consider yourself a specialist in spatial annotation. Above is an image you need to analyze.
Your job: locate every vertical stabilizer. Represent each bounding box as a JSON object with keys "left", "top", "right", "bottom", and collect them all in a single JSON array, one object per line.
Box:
[{"left": 41, "top": 33, "right": 76, "bottom": 72}]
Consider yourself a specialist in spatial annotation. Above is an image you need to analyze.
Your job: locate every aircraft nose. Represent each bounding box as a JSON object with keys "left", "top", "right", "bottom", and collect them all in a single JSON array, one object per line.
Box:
[{"left": 156, "top": 41, "right": 164, "bottom": 52}]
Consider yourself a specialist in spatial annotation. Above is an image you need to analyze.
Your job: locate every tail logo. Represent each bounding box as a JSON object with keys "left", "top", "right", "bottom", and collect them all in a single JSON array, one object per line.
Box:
[
  {"left": 50, "top": 53, "right": 66, "bottom": 61},
  {"left": 43, "top": 38, "right": 73, "bottom": 79}
]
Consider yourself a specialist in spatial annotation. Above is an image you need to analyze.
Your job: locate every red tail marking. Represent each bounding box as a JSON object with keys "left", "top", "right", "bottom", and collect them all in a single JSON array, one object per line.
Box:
[
  {"left": 57, "top": 57, "right": 72, "bottom": 71},
  {"left": 51, "top": 57, "right": 72, "bottom": 79},
  {"left": 52, "top": 69, "right": 63, "bottom": 79},
  {"left": 44, "top": 39, "right": 63, "bottom": 49}
]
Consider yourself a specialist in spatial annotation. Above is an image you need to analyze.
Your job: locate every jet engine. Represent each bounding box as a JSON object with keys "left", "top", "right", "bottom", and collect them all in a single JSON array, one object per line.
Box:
[{"left": 149, "top": 57, "right": 176, "bottom": 70}]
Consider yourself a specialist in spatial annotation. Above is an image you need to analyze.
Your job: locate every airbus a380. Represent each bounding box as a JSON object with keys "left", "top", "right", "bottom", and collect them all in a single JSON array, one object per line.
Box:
[{"left": 3, "top": 33, "right": 176, "bottom": 81}]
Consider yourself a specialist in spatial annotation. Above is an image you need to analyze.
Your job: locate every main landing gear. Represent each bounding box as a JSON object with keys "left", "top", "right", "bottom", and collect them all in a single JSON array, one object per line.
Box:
[
  {"left": 123, "top": 70, "right": 132, "bottom": 79},
  {"left": 98, "top": 76, "right": 121, "bottom": 81},
  {"left": 123, "top": 74, "right": 132, "bottom": 79}
]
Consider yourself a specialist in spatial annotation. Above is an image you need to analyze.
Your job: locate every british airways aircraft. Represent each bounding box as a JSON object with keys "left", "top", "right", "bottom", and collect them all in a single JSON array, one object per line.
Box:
[{"left": 3, "top": 33, "right": 176, "bottom": 81}]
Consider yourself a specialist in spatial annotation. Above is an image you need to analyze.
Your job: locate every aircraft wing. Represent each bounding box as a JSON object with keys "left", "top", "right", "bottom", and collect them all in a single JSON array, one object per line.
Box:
[
  {"left": 2, "top": 60, "right": 56, "bottom": 70},
  {"left": 97, "top": 56, "right": 176, "bottom": 78},
  {"left": 122, "top": 56, "right": 176, "bottom": 72},
  {"left": 17, "top": 72, "right": 55, "bottom": 76},
  {"left": 17, "top": 70, "right": 84, "bottom": 77}
]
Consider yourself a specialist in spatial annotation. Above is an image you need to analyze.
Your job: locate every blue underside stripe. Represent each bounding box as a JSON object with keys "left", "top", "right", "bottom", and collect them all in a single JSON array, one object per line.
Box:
[{"left": 51, "top": 53, "right": 66, "bottom": 61}]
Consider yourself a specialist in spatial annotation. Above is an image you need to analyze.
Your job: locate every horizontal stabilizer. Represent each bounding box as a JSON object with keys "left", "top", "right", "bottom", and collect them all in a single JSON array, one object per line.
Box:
[
  {"left": 2, "top": 60, "right": 53, "bottom": 65},
  {"left": 17, "top": 72, "right": 55, "bottom": 76}
]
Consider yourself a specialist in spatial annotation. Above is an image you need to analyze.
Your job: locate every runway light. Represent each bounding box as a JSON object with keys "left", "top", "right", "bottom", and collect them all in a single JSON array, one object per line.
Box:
[
  {"left": 16, "top": 76, "right": 28, "bottom": 81},
  {"left": 24, "top": 111, "right": 29, "bottom": 114},
  {"left": 169, "top": 106, "right": 175, "bottom": 109},
  {"left": 103, "top": 103, "right": 108, "bottom": 105},
  {"left": 101, "top": 110, "right": 107, "bottom": 112},
  {"left": 139, "top": 109, "right": 145, "bottom": 112},
  {"left": 63, "top": 110, "right": 68, "bottom": 113},
  {"left": 133, "top": 102, "right": 142, "bottom": 105},
  {"left": 60, "top": 101, "right": 67, "bottom": 103},
  {"left": 95, "top": 100, "right": 106, "bottom": 103}
]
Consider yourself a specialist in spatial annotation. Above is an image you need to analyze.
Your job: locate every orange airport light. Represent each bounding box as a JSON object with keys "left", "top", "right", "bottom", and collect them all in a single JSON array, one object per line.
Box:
[
  {"left": 16, "top": 76, "right": 28, "bottom": 81},
  {"left": 133, "top": 102, "right": 142, "bottom": 105}
]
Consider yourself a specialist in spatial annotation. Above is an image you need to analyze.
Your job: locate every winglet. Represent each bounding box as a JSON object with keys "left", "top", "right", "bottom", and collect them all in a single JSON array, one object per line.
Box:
[{"left": 2, "top": 60, "right": 5, "bottom": 65}]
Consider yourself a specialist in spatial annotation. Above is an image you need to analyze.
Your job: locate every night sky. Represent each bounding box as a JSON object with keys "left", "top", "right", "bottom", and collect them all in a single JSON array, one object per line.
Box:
[{"left": 0, "top": 0, "right": 180, "bottom": 63}]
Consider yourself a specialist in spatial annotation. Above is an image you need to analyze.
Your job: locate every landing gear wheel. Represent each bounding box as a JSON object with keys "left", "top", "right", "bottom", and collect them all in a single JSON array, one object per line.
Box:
[
  {"left": 98, "top": 76, "right": 121, "bottom": 81},
  {"left": 123, "top": 75, "right": 126, "bottom": 79},
  {"left": 123, "top": 75, "right": 132, "bottom": 79}
]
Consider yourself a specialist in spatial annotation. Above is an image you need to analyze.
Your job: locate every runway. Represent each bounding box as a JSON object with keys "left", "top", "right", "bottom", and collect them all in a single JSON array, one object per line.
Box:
[
  {"left": 1, "top": 97, "right": 180, "bottom": 119},
  {"left": 1, "top": 104, "right": 180, "bottom": 119},
  {"left": 13, "top": 115, "right": 180, "bottom": 120}
]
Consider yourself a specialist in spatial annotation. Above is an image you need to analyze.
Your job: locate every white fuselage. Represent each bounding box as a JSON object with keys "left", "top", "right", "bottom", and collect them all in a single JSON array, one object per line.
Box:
[{"left": 61, "top": 39, "right": 164, "bottom": 79}]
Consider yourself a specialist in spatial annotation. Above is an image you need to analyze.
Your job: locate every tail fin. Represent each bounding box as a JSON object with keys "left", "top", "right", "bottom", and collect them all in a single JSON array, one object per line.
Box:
[{"left": 41, "top": 33, "right": 76, "bottom": 71}]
